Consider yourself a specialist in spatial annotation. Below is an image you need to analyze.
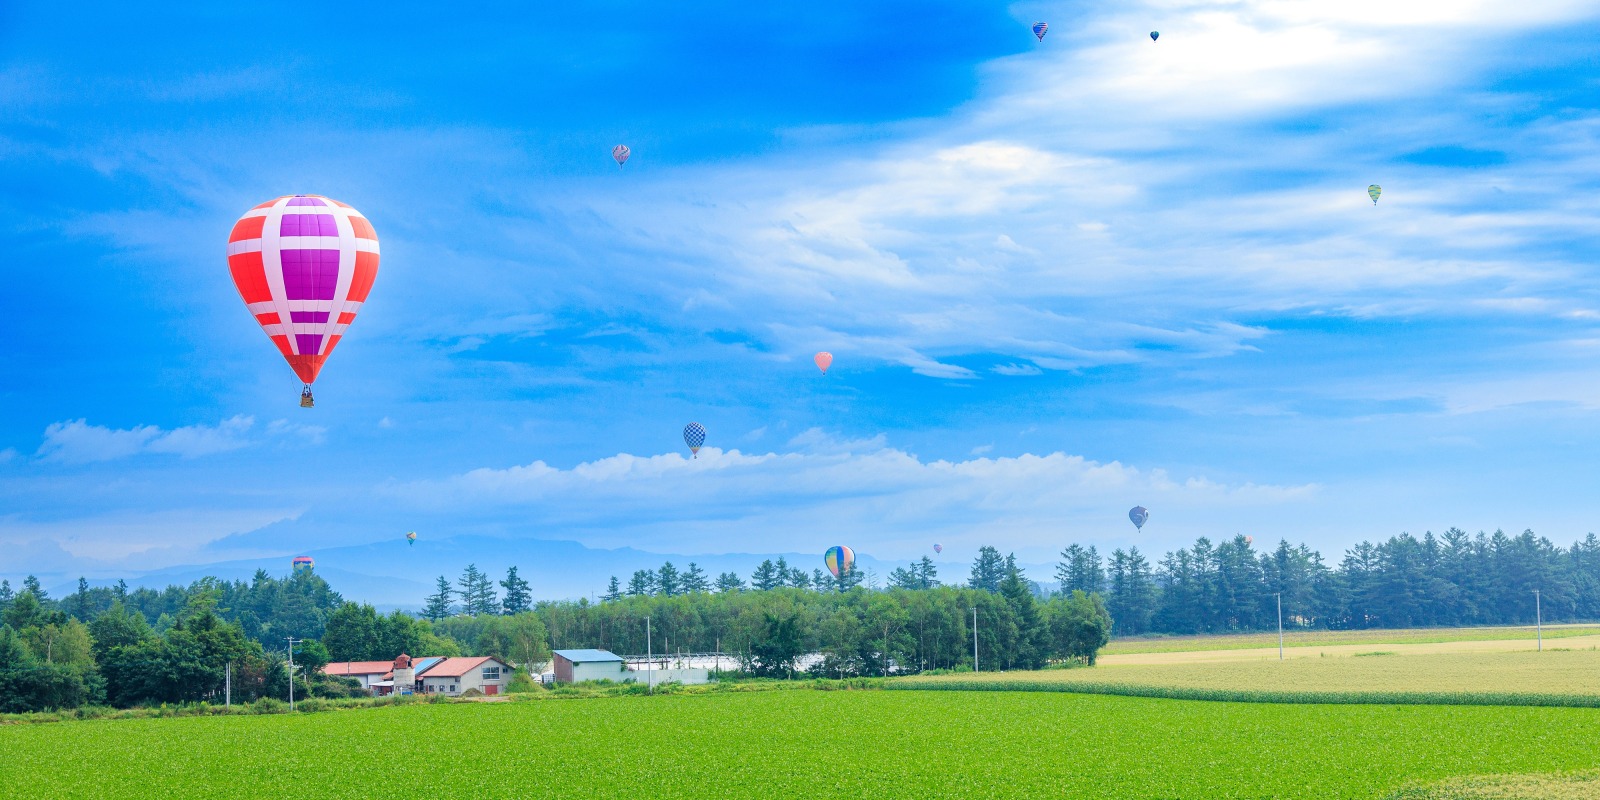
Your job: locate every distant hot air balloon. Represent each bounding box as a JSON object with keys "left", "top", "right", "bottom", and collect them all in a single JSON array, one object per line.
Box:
[
  {"left": 683, "top": 422, "right": 706, "bottom": 458},
  {"left": 228, "top": 195, "right": 380, "bottom": 407},
  {"left": 1129, "top": 506, "right": 1149, "bottom": 531},
  {"left": 612, "top": 145, "right": 630, "bottom": 168},
  {"left": 406, "top": 531, "right": 417, "bottom": 547},
  {"left": 824, "top": 545, "right": 855, "bottom": 578},
  {"left": 1150, "top": 31, "right": 1160, "bottom": 41},
  {"left": 1032, "top": 22, "right": 1048, "bottom": 42},
  {"left": 1244, "top": 535, "right": 1254, "bottom": 546},
  {"left": 1368, "top": 184, "right": 1382, "bottom": 205},
  {"left": 933, "top": 543, "right": 943, "bottom": 554},
  {"left": 814, "top": 352, "right": 833, "bottom": 374},
  {"left": 292, "top": 556, "right": 314, "bottom": 574}
]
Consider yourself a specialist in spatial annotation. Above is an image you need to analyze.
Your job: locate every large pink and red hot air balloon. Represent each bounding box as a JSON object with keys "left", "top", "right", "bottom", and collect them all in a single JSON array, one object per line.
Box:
[
  {"left": 227, "top": 195, "right": 379, "bottom": 406},
  {"left": 814, "top": 352, "right": 833, "bottom": 374}
]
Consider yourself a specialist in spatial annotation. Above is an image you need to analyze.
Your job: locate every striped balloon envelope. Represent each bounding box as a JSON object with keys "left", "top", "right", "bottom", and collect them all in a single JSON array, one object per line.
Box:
[
  {"left": 227, "top": 195, "right": 379, "bottom": 406},
  {"left": 612, "top": 145, "right": 630, "bottom": 167},
  {"left": 824, "top": 545, "right": 854, "bottom": 578},
  {"left": 1032, "top": 21, "right": 1047, "bottom": 41}
]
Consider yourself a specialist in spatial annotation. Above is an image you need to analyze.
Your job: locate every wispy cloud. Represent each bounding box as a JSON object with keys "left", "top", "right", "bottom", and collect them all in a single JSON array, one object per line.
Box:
[
  {"left": 389, "top": 432, "right": 1318, "bottom": 557},
  {"left": 37, "top": 416, "right": 256, "bottom": 463}
]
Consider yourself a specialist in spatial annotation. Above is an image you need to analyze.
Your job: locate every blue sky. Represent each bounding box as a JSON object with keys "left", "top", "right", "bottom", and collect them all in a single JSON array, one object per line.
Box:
[{"left": 4, "top": 0, "right": 1600, "bottom": 594}]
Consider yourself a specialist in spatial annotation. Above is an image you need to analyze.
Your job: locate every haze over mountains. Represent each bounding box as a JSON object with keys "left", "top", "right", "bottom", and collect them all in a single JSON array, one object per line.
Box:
[{"left": 45, "top": 536, "right": 1045, "bottom": 609}]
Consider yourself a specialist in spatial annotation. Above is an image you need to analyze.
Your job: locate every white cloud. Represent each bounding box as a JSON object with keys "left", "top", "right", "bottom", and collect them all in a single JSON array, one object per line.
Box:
[
  {"left": 389, "top": 434, "right": 1318, "bottom": 557},
  {"left": 37, "top": 416, "right": 256, "bottom": 463},
  {"left": 993, "top": 363, "right": 1043, "bottom": 376}
]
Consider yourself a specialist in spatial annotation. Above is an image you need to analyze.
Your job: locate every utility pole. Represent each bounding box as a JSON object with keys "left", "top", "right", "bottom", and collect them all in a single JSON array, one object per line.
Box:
[
  {"left": 646, "top": 616, "right": 653, "bottom": 695},
  {"left": 1276, "top": 593, "right": 1284, "bottom": 661},
  {"left": 225, "top": 661, "right": 232, "bottom": 708},
  {"left": 285, "top": 637, "right": 300, "bottom": 711},
  {"left": 1534, "top": 590, "right": 1543, "bottom": 652},
  {"left": 971, "top": 607, "right": 978, "bottom": 673}
]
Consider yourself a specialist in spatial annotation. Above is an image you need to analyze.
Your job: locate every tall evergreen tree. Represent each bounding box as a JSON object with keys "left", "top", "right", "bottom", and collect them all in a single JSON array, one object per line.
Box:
[
  {"left": 999, "top": 560, "right": 1047, "bottom": 670},
  {"left": 23, "top": 575, "right": 45, "bottom": 601},
  {"left": 500, "top": 567, "right": 532, "bottom": 615},
  {"left": 714, "top": 572, "right": 745, "bottom": 593},
  {"left": 656, "top": 562, "right": 682, "bottom": 596},
  {"left": 786, "top": 565, "right": 811, "bottom": 590},
  {"left": 1106, "top": 547, "right": 1157, "bottom": 635},
  {"left": 423, "top": 576, "right": 453, "bottom": 621},
  {"left": 626, "top": 570, "right": 656, "bottom": 596},
  {"left": 603, "top": 576, "right": 623, "bottom": 602},
  {"left": 750, "top": 560, "right": 782, "bottom": 591},
  {"left": 681, "top": 563, "right": 710, "bottom": 594},
  {"left": 1056, "top": 544, "right": 1105, "bottom": 595},
  {"left": 968, "top": 546, "right": 1006, "bottom": 593}
]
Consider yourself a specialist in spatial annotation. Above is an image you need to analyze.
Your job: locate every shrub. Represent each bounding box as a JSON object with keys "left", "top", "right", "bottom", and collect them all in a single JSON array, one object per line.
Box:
[{"left": 252, "top": 697, "right": 287, "bottom": 714}]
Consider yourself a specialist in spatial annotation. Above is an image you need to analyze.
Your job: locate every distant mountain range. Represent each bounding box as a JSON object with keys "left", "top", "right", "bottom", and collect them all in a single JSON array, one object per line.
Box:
[{"left": 61, "top": 536, "right": 1056, "bottom": 610}]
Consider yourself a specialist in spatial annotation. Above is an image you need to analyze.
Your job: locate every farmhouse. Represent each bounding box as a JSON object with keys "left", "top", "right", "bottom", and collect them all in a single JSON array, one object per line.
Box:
[
  {"left": 419, "top": 656, "right": 513, "bottom": 696},
  {"left": 552, "top": 649, "right": 628, "bottom": 683},
  {"left": 322, "top": 654, "right": 512, "bottom": 696}
]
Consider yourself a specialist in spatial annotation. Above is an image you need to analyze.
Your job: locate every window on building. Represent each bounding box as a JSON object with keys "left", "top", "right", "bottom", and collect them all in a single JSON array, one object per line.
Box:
[{"left": 482, "top": 666, "right": 500, "bottom": 681}]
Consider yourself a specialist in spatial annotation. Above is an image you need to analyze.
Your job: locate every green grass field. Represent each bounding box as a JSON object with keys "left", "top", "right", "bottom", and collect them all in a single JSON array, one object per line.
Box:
[
  {"left": 1105, "top": 624, "right": 1600, "bottom": 655},
  {"left": 892, "top": 649, "right": 1600, "bottom": 706},
  {"left": 5, "top": 691, "right": 1600, "bottom": 799}
]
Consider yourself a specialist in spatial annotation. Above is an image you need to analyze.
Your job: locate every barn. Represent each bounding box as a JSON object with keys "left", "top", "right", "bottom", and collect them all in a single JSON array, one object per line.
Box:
[{"left": 551, "top": 649, "right": 627, "bottom": 684}]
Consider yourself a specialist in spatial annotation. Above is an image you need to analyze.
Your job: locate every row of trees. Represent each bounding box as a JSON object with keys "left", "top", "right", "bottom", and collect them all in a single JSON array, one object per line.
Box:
[
  {"left": 0, "top": 570, "right": 347, "bottom": 648},
  {"left": 0, "top": 584, "right": 347, "bottom": 713},
  {"left": 1059, "top": 530, "right": 1600, "bottom": 635}
]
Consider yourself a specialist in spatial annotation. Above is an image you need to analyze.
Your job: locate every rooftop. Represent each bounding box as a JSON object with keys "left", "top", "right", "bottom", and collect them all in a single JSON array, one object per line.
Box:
[
  {"left": 553, "top": 649, "right": 623, "bottom": 663},
  {"left": 322, "top": 661, "right": 401, "bottom": 676},
  {"left": 418, "top": 656, "right": 498, "bottom": 678}
]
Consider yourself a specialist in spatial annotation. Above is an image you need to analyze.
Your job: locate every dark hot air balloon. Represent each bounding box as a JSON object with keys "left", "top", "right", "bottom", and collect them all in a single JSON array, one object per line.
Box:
[{"left": 1129, "top": 506, "right": 1150, "bottom": 531}]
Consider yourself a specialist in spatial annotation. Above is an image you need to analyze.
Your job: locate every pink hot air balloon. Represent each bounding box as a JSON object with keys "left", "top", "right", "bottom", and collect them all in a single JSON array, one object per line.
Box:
[
  {"left": 227, "top": 195, "right": 379, "bottom": 407},
  {"left": 814, "top": 352, "right": 833, "bottom": 374},
  {"left": 933, "top": 543, "right": 943, "bottom": 554},
  {"left": 612, "top": 145, "right": 630, "bottom": 167}
]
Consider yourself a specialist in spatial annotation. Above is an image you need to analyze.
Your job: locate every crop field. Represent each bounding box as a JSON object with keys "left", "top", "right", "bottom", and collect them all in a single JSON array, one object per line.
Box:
[
  {"left": 6, "top": 691, "right": 1600, "bottom": 799},
  {"left": 1104, "top": 624, "right": 1600, "bottom": 655},
  {"left": 892, "top": 649, "right": 1600, "bottom": 707}
]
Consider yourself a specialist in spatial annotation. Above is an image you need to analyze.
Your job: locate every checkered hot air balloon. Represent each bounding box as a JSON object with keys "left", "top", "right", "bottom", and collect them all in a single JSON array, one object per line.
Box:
[
  {"left": 613, "top": 145, "right": 630, "bottom": 167},
  {"left": 1129, "top": 506, "right": 1149, "bottom": 531},
  {"left": 824, "top": 545, "right": 854, "bottom": 578},
  {"left": 1032, "top": 21, "right": 1047, "bottom": 41},
  {"left": 227, "top": 195, "right": 379, "bottom": 407},
  {"left": 683, "top": 422, "right": 706, "bottom": 458}
]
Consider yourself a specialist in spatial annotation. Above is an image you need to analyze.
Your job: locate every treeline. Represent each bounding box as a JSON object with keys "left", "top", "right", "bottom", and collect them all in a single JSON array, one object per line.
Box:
[
  {"left": 536, "top": 582, "right": 1111, "bottom": 679},
  {"left": 1063, "top": 529, "right": 1600, "bottom": 635},
  {"left": 0, "top": 570, "right": 347, "bottom": 647},
  {"left": 0, "top": 583, "right": 356, "bottom": 714}
]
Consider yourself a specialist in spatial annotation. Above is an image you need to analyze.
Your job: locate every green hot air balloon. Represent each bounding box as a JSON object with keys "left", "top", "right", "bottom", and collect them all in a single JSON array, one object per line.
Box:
[{"left": 1368, "top": 184, "right": 1382, "bottom": 205}]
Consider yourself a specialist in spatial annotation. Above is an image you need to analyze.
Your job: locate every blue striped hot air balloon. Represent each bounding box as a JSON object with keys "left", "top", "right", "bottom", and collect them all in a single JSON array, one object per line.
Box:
[
  {"left": 683, "top": 422, "right": 706, "bottom": 458},
  {"left": 1032, "top": 21, "right": 1048, "bottom": 42},
  {"left": 824, "top": 545, "right": 855, "bottom": 578}
]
